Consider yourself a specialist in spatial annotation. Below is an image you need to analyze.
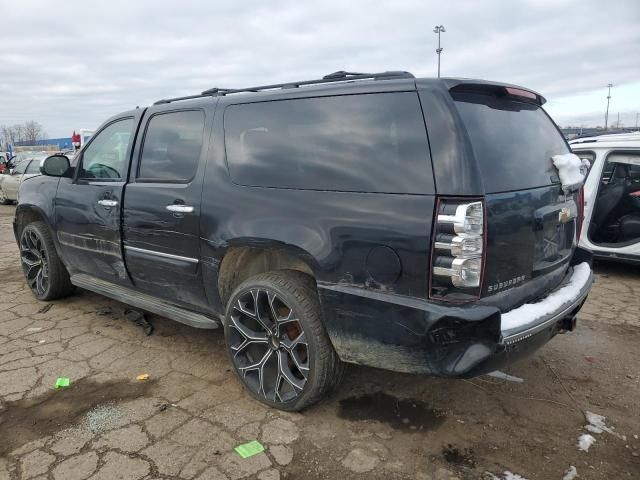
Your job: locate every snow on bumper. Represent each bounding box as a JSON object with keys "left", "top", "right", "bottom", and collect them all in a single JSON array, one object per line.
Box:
[{"left": 500, "top": 262, "right": 593, "bottom": 344}]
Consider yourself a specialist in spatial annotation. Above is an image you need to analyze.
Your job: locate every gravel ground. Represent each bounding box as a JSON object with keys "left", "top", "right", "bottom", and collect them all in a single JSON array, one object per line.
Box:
[{"left": 0, "top": 203, "right": 639, "bottom": 480}]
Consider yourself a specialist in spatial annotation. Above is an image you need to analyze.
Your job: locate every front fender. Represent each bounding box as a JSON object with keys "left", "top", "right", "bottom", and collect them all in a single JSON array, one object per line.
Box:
[{"left": 13, "top": 176, "right": 60, "bottom": 244}]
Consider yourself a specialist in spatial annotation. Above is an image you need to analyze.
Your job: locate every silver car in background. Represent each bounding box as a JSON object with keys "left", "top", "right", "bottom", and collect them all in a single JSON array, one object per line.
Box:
[{"left": 0, "top": 152, "right": 49, "bottom": 204}]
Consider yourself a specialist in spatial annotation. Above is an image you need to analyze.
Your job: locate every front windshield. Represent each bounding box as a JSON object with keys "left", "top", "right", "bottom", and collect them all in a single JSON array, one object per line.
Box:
[{"left": 15, "top": 152, "right": 49, "bottom": 162}]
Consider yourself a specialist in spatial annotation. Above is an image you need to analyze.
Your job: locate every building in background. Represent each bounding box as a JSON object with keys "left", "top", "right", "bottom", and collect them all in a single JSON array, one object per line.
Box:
[{"left": 14, "top": 129, "right": 94, "bottom": 152}]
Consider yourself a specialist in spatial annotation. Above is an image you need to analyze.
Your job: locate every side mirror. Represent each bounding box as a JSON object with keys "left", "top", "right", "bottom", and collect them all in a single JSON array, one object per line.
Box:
[{"left": 41, "top": 155, "right": 71, "bottom": 177}]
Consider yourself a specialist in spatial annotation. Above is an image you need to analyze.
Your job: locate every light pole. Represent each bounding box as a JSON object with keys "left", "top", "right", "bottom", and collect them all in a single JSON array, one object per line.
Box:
[
  {"left": 604, "top": 83, "right": 613, "bottom": 130},
  {"left": 433, "top": 25, "right": 446, "bottom": 78}
]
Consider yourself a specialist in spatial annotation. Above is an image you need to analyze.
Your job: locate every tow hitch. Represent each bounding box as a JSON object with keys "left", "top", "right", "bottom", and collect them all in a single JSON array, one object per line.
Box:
[{"left": 559, "top": 314, "right": 578, "bottom": 333}]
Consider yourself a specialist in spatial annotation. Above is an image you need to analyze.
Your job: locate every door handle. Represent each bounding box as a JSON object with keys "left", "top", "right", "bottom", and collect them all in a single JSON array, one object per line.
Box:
[
  {"left": 98, "top": 199, "right": 118, "bottom": 208},
  {"left": 166, "top": 204, "right": 194, "bottom": 213}
]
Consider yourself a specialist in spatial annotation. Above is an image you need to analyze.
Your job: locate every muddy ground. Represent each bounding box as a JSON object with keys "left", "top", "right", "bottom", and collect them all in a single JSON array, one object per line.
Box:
[{"left": 0, "top": 203, "right": 638, "bottom": 480}]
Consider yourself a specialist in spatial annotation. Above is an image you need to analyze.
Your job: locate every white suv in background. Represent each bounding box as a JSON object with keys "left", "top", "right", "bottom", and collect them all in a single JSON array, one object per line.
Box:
[{"left": 570, "top": 132, "right": 640, "bottom": 264}]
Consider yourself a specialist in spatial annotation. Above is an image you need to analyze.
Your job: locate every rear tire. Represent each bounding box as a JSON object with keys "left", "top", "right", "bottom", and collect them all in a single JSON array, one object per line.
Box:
[
  {"left": 224, "top": 270, "right": 344, "bottom": 411},
  {"left": 19, "top": 222, "right": 74, "bottom": 301}
]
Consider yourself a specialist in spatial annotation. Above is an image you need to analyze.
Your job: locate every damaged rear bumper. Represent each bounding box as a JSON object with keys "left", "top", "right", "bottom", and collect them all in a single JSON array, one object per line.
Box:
[{"left": 317, "top": 260, "right": 593, "bottom": 378}]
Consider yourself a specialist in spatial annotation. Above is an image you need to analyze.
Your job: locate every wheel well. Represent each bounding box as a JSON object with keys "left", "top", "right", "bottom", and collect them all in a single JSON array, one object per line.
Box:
[
  {"left": 15, "top": 208, "right": 46, "bottom": 236},
  {"left": 218, "top": 247, "right": 315, "bottom": 305}
]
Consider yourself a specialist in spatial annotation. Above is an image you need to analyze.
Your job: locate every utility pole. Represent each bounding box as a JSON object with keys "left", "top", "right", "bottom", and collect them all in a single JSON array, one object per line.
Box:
[
  {"left": 635, "top": 112, "right": 639, "bottom": 129},
  {"left": 604, "top": 83, "right": 613, "bottom": 130},
  {"left": 433, "top": 25, "right": 446, "bottom": 78}
]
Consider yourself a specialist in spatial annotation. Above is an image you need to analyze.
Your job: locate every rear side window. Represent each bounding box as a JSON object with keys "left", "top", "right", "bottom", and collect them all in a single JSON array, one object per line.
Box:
[
  {"left": 224, "top": 92, "right": 433, "bottom": 193},
  {"left": 138, "top": 110, "right": 205, "bottom": 182},
  {"left": 453, "top": 92, "right": 569, "bottom": 193}
]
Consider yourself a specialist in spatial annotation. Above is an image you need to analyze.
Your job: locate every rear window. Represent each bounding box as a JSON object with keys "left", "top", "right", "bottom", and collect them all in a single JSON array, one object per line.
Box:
[
  {"left": 453, "top": 92, "right": 569, "bottom": 192},
  {"left": 224, "top": 92, "right": 433, "bottom": 193}
]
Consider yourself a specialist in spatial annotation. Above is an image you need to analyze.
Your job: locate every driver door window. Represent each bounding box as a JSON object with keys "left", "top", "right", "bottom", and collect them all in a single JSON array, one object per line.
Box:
[{"left": 79, "top": 118, "right": 134, "bottom": 180}]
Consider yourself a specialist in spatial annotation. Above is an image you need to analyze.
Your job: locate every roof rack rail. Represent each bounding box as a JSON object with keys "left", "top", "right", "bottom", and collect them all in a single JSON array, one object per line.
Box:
[{"left": 153, "top": 70, "right": 414, "bottom": 105}]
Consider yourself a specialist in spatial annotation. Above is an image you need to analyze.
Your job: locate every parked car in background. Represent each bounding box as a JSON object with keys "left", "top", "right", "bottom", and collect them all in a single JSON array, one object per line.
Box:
[
  {"left": 0, "top": 152, "right": 48, "bottom": 204},
  {"left": 0, "top": 153, "right": 8, "bottom": 174},
  {"left": 15, "top": 71, "right": 593, "bottom": 410},
  {"left": 571, "top": 132, "right": 640, "bottom": 264}
]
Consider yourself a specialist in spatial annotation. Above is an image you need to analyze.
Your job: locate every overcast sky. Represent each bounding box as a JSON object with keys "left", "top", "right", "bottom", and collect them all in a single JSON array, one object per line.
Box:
[{"left": 1, "top": 0, "right": 639, "bottom": 138}]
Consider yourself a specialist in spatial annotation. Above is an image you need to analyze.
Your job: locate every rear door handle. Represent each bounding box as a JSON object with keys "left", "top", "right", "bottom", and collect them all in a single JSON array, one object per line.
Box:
[
  {"left": 166, "top": 204, "right": 194, "bottom": 213},
  {"left": 98, "top": 199, "right": 118, "bottom": 207}
]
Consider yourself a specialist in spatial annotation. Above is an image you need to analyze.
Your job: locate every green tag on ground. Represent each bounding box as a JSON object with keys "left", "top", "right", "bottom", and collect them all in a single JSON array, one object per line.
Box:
[
  {"left": 55, "top": 377, "right": 70, "bottom": 388},
  {"left": 234, "top": 440, "right": 264, "bottom": 458}
]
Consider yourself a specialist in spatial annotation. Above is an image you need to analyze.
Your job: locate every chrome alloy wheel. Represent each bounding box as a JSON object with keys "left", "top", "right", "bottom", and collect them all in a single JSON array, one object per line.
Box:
[
  {"left": 20, "top": 228, "right": 49, "bottom": 296},
  {"left": 228, "top": 288, "right": 309, "bottom": 403}
]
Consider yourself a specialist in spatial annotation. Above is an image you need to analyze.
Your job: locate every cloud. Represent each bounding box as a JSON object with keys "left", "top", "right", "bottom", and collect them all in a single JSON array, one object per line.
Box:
[{"left": 0, "top": 0, "right": 638, "bottom": 136}]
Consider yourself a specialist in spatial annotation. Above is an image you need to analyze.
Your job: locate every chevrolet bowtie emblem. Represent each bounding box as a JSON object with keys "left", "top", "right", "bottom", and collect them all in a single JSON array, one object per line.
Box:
[{"left": 559, "top": 207, "right": 571, "bottom": 224}]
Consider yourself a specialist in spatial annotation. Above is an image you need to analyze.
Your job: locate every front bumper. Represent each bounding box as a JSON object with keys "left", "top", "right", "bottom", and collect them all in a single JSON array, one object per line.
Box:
[{"left": 318, "top": 260, "right": 593, "bottom": 378}]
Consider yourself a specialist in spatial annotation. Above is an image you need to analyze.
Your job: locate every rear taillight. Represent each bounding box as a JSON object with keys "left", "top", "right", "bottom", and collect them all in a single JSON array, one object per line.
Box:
[
  {"left": 430, "top": 198, "right": 486, "bottom": 301},
  {"left": 576, "top": 186, "right": 585, "bottom": 241}
]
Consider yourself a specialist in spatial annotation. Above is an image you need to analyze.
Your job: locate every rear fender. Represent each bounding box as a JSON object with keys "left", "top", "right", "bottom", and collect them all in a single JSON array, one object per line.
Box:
[{"left": 200, "top": 238, "right": 320, "bottom": 315}]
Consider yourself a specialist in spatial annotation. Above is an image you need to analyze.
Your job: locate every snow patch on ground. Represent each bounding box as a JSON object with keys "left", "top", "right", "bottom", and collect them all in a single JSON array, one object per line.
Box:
[
  {"left": 577, "top": 433, "right": 596, "bottom": 452},
  {"left": 562, "top": 466, "right": 578, "bottom": 480},
  {"left": 585, "top": 411, "right": 608, "bottom": 434},
  {"left": 503, "top": 472, "right": 528, "bottom": 480},
  {"left": 487, "top": 371, "right": 524, "bottom": 383},
  {"left": 583, "top": 410, "right": 624, "bottom": 439},
  {"left": 485, "top": 472, "right": 529, "bottom": 480},
  {"left": 552, "top": 153, "right": 586, "bottom": 190},
  {"left": 501, "top": 262, "right": 591, "bottom": 332},
  {"left": 577, "top": 410, "right": 623, "bottom": 453}
]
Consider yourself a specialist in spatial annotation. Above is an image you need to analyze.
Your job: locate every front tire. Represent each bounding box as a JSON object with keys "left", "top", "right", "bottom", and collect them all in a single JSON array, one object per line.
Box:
[
  {"left": 19, "top": 222, "right": 74, "bottom": 301},
  {"left": 224, "top": 270, "right": 343, "bottom": 411}
]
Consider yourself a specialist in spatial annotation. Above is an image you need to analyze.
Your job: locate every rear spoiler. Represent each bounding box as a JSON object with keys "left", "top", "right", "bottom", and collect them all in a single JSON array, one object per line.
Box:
[{"left": 444, "top": 79, "right": 546, "bottom": 106}]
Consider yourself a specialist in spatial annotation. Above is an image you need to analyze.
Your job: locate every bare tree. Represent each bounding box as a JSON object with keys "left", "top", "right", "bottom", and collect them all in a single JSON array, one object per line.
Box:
[
  {"left": 0, "top": 125, "right": 9, "bottom": 149},
  {"left": 23, "top": 121, "right": 45, "bottom": 144},
  {"left": 0, "top": 121, "right": 47, "bottom": 148},
  {"left": 10, "top": 125, "right": 25, "bottom": 144}
]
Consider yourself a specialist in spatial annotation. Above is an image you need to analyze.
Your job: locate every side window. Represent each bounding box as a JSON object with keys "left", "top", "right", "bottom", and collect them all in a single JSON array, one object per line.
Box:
[
  {"left": 630, "top": 164, "right": 640, "bottom": 184},
  {"left": 602, "top": 162, "right": 615, "bottom": 183},
  {"left": 13, "top": 161, "right": 28, "bottom": 175},
  {"left": 79, "top": 118, "right": 134, "bottom": 180},
  {"left": 223, "top": 92, "right": 433, "bottom": 193},
  {"left": 137, "top": 110, "right": 205, "bottom": 182},
  {"left": 25, "top": 160, "right": 41, "bottom": 174},
  {"left": 606, "top": 152, "right": 640, "bottom": 184}
]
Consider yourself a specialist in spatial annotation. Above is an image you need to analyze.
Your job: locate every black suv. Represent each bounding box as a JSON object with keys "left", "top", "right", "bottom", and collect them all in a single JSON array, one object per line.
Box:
[{"left": 15, "top": 71, "right": 593, "bottom": 410}]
